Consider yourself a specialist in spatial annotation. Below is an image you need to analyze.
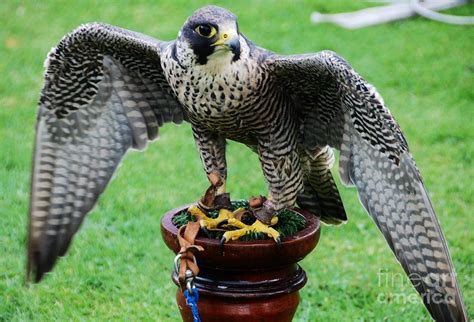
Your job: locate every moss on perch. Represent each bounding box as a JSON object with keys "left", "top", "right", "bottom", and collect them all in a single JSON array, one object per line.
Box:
[{"left": 172, "top": 200, "right": 306, "bottom": 241}]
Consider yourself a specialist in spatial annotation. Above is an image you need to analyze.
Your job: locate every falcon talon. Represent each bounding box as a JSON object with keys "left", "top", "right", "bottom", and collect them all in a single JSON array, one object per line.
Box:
[
  {"left": 276, "top": 237, "right": 282, "bottom": 250},
  {"left": 216, "top": 219, "right": 228, "bottom": 228},
  {"left": 219, "top": 236, "right": 226, "bottom": 254},
  {"left": 201, "top": 226, "right": 212, "bottom": 238}
]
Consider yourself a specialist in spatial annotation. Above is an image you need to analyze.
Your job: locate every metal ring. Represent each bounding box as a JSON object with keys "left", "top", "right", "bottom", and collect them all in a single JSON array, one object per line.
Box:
[
  {"left": 173, "top": 253, "right": 198, "bottom": 274},
  {"left": 173, "top": 254, "right": 182, "bottom": 273}
]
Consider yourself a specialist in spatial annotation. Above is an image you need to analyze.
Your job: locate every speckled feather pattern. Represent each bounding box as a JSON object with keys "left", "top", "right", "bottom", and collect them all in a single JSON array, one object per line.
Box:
[
  {"left": 271, "top": 51, "right": 467, "bottom": 321},
  {"left": 28, "top": 6, "right": 467, "bottom": 321},
  {"left": 29, "top": 22, "right": 184, "bottom": 281}
]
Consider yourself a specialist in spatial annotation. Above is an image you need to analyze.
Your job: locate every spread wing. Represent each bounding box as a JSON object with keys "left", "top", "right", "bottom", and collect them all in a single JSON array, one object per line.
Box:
[
  {"left": 269, "top": 51, "right": 468, "bottom": 321},
  {"left": 28, "top": 23, "right": 184, "bottom": 282}
]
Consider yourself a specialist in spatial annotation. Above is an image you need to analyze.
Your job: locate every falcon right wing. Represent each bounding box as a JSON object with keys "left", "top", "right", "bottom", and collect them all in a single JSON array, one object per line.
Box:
[
  {"left": 28, "top": 23, "right": 184, "bottom": 282},
  {"left": 269, "top": 51, "right": 468, "bottom": 321}
]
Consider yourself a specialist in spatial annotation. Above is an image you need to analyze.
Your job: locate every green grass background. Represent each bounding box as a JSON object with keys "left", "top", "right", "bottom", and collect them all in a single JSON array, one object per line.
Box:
[{"left": 1, "top": 0, "right": 472, "bottom": 320}]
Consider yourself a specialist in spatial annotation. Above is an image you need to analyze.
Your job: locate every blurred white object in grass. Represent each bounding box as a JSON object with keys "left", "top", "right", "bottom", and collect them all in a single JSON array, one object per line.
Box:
[{"left": 311, "top": 0, "right": 474, "bottom": 28}]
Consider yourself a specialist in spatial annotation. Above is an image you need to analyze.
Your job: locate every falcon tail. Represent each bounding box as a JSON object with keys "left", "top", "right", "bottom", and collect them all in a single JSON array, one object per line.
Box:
[{"left": 298, "top": 147, "right": 347, "bottom": 225}]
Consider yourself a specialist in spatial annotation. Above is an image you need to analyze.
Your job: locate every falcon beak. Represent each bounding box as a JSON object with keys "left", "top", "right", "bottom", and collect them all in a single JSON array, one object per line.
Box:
[{"left": 212, "top": 29, "right": 241, "bottom": 60}]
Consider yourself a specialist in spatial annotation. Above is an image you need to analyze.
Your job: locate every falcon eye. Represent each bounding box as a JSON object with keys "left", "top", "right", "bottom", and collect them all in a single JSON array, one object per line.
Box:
[{"left": 195, "top": 24, "right": 216, "bottom": 38}]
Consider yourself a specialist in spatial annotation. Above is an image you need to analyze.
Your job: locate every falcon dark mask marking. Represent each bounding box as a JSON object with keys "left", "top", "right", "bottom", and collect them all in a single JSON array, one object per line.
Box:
[
  {"left": 180, "top": 6, "right": 240, "bottom": 65},
  {"left": 182, "top": 25, "right": 217, "bottom": 65}
]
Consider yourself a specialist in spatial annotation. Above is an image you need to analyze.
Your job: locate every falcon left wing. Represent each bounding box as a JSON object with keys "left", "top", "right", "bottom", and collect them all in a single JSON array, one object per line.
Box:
[
  {"left": 269, "top": 51, "right": 468, "bottom": 321},
  {"left": 28, "top": 23, "right": 184, "bottom": 282}
]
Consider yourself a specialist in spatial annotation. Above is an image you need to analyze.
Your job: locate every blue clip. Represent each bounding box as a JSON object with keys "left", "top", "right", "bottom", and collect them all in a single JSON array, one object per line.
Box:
[{"left": 184, "top": 286, "right": 201, "bottom": 322}]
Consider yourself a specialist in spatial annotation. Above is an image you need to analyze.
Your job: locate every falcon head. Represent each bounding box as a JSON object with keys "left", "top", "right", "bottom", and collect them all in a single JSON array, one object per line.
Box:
[{"left": 177, "top": 6, "right": 242, "bottom": 65}]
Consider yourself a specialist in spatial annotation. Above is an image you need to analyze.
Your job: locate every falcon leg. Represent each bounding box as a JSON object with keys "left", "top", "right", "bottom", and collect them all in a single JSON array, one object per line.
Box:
[
  {"left": 232, "top": 134, "right": 304, "bottom": 243},
  {"left": 191, "top": 126, "right": 229, "bottom": 207}
]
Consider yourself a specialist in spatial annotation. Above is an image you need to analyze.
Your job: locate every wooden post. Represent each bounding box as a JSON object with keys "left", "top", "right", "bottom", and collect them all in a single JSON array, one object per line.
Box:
[{"left": 161, "top": 206, "right": 321, "bottom": 322}]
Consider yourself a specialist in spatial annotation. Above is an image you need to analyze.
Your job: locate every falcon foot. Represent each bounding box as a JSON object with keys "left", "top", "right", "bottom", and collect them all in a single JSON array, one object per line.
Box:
[
  {"left": 188, "top": 193, "right": 282, "bottom": 244},
  {"left": 188, "top": 205, "right": 247, "bottom": 230},
  {"left": 220, "top": 217, "right": 280, "bottom": 244}
]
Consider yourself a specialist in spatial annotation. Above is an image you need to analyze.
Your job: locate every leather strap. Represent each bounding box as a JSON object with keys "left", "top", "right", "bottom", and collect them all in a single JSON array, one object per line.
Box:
[
  {"left": 177, "top": 222, "right": 204, "bottom": 289},
  {"left": 249, "top": 196, "right": 275, "bottom": 225},
  {"left": 249, "top": 195, "right": 266, "bottom": 208},
  {"left": 199, "top": 183, "right": 218, "bottom": 210},
  {"left": 199, "top": 173, "right": 231, "bottom": 210}
]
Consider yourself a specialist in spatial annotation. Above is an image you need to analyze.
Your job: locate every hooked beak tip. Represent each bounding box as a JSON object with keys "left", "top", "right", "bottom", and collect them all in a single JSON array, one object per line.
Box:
[
  {"left": 227, "top": 38, "right": 241, "bottom": 59},
  {"left": 211, "top": 31, "right": 241, "bottom": 61}
]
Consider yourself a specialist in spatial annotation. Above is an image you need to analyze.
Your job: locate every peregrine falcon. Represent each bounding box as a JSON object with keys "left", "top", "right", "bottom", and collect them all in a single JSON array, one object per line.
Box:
[{"left": 27, "top": 5, "right": 467, "bottom": 321}]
